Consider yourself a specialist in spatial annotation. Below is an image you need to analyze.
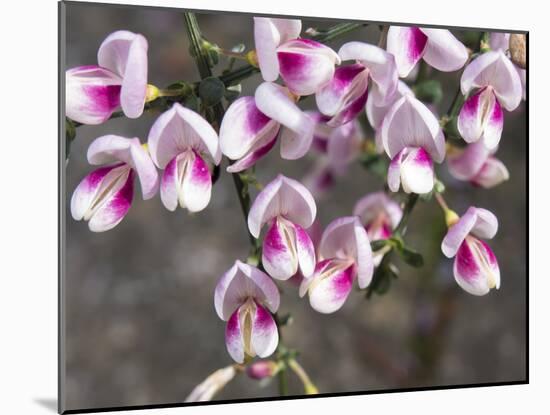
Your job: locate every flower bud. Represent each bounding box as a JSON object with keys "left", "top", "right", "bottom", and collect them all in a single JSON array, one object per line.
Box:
[
  {"left": 145, "top": 84, "right": 160, "bottom": 102},
  {"left": 246, "top": 360, "right": 280, "bottom": 380},
  {"left": 246, "top": 50, "right": 259, "bottom": 67}
]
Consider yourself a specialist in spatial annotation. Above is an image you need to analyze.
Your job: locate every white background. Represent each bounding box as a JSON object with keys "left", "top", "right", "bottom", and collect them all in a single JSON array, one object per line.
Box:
[{"left": 0, "top": 0, "right": 543, "bottom": 413}]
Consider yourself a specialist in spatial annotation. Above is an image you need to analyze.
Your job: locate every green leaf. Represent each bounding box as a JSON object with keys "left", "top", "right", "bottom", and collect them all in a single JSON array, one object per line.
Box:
[
  {"left": 65, "top": 118, "right": 76, "bottom": 160},
  {"left": 397, "top": 246, "right": 424, "bottom": 267},
  {"left": 370, "top": 239, "right": 389, "bottom": 251},
  {"left": 181, "top": 93, "right": 200, "bottom": 112},
  {"left": 374, "top": 272, "right": 392, "bottom": 294}
]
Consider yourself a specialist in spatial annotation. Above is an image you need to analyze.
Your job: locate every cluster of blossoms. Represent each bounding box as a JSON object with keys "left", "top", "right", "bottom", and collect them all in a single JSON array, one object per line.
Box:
[{"left": 67, "top": 19, "right": 524, "bottom": 367}]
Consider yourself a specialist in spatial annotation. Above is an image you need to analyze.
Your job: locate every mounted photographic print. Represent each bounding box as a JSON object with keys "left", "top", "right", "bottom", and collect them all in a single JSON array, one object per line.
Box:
[{"left": 59, "top": 1, "right": 528, "bottom": 413}]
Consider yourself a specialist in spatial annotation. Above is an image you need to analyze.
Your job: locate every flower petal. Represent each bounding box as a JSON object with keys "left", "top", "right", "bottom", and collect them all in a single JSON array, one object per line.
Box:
[
  {"left": 277, "top": 39, "right": 340, "bottom": 96},
  {"left": 315, "top": 63, "right": 370, "bottom": 126},
  {"left": 160, "top": 155, "right": 178, "bottom": 211},
  {"left": 307, "top": 259, "right": 355, "bottom": 314},
  {"left": 471, "top": 157, "right": 509, "bottom": 188},
  {"left": 250, "top": 302, "right": 279, "bottom": 359},
  {"left": 447, "top": 141, "right": 491, "bottom": 181},
  {"left": 381, "top": 95, "right": 445, "bottom": 163},
  {"left": 147, "top": 103, "right": 221, "bottom": 169},
  {"left": 255, "top": 82, "right": 315, "bottom": 159},
  {"left": 294, "top": 223, "right": 316, "bottom": 278},
  {"left": 271, "top": 18, "right": 302, "bottom": 42},
  {"left": 225, "top": 308, "right": 245, "bottom": 363},
  {"left": 460, "top": 50, "right": 522, "bottom": 111},
  {"left": 457, "top": 87, "right": 503, "bottom": 149},
  {"left": 420, "top": 28, "right": 468, "bottom": 73},
  {"left": 441, "top": 206, "right": 498, "bottom": 258},
  {"left": 87, "top": 135, "right": 158, "bottom": 199},
  {"left": 338, "top": 41, "right": 398, "bottom": 105},
  {"left": 179, "top": 151, "right": 212, "bottom": 212},
  {"left": 387, "top": 149, "right": 404, "bottom": 192},
  {"left": 248, "top": 174, "right": 317, "bottom": 238},
  {"left": 129, "top": 140, "right": 159, "bottom": 200},
  {"left": 319, "top": 216, "right": 373, "bottom": 287},
  {"left": 66, "top": 66, "right": 122, "bottom": 125},
  {"left": 353, "top": 191, "right": 403, "bottom": 229},
  {"left": 254, "top": 18, "right": 301, "bottom": 82},
  {"left": 97, "top": 30, "right": 148, "bottom": 118},
  {"left": 366, "top": 80, "right": 413, "bottom": 130},
  {"left": 71, "top": 166, "right": 134, "bottom": 233},
  {"left": 70, "top": 163, "right": 126, "bottom": 221},
  {"left": 454, "top": 237, "right": 500, "bottom": 296},
  {"left": 489, "top": 33, "right": 510, "bottom": 52},
  {"left": 326, "top": 121, "right": 362, "bottom": 175},
  {"left": 214, "top": 260, "right": 280, "bottom": 321},
  {"left": 262, "top": 218, "right": 299, "bottom": 280},
  {"left": 400, "top": 147, "right": 434, "bottom": 194},
  {"left": 387, "top": 26, "right": 428, "bottom": 78},
  {"left": 481, "top": 95, "right": 504, "bottom": 149},
  {"left": 226, "top": 134, "right": 278, "bottom": 173},
  {"left": 220, "top": 96, "right": 280, "bottom": 160}
]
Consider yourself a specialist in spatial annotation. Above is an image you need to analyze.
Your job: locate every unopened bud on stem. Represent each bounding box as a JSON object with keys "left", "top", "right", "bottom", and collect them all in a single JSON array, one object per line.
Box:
[
  {"left": 145, "top": 84, "right": 160, "bottom": 103},
  {"left": 246, "top": 360, "right": 281, "bottom": 380}
]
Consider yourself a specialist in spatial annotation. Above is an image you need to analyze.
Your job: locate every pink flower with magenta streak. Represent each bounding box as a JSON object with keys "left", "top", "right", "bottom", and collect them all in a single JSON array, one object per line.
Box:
[
  {"left": 353, "top": 192, "right": 402, "bottom": 266},
  {"left": 214, "top": 261, "right": 280, "bottom": 363},
  {"left": 70, "top": 135, "right": 159, "bottom": 232},
  {"left": 219, "top": 82, "right": 316, "bottom": 173},
  {"left": 299, "top": 216, "right": 374, "bottom": 314},
  {"left": 441, "top": 207, "right": 500, "bottom": 296},
  {"left": 490, "top": 33, "right": 526, "bottom": 101},
  {"left": 248, "top": 175, "right": 317, "bottom": 281},
  {"left": 254, "top": 17, "right": 340, "bottom": 96},
  {"left": 316, "top": 42, "right": 398, "bottom": 126},
  {"left": 147, "top": 103, "right": 221, "bottom": 213},
  {"left": 458, "top": 50, "right": 523, "bottom": 149},
  {"left": 381, "top": 95, "right": 446, "bottom": 194},
  {"left": 447, "top": 141, "right": 509, "bottom": 188},
  {"left": 66, "top": 30, "right": 149, "bottom": 124},
  {"left": 387, "top": 26, "right": 468, "bottom": 78}
]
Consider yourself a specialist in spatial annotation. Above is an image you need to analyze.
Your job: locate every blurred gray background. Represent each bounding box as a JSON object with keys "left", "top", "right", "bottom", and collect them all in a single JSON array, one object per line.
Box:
[{"left": 62, "top": 2, "right": 527, "bottom": 411}]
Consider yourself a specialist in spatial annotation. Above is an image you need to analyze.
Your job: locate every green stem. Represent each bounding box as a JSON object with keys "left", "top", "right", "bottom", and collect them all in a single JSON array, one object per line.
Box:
[
  {"left": 394, "top": 194, "right": 419, "bottom": 236},
  {"left": 310, "top": 22, "right": 366, "bottom": 42},
  {"left": 278, "top": 367, "right": 289, "bottom": 396},
  {"left": 184, "top": 11, "right": 259, "bottom": 253}
]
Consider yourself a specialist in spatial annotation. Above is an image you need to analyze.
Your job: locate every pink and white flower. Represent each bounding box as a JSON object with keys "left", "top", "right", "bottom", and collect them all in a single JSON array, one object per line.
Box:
[
  {"left": 254, "top": 17, "right": 340, "bottom": 95},
  {"left": 214, "top": 260, "right": 280, "bottom": 363},
  {"left": 70, "top": 135, "right": 159, "bottom": 232},
  {"left": 490, "top": 33, "right": 526, "bottom": 100},
  {"left": 299, "top": 216, "right": 374, "bottom": 314},
  {"left": 219, "top": 82, "right": 315, "bottom": 173},
  {"left": 441, "top": 207, "right": 500, "bottom": 296},
  {"left": 387, "top": 27, "right": 468, "bottom": 78},
  {"left": 302, "top": 120, "right": 363, "bottom": 197},
  {"left": 147, "top": 103, "right": 221, "bottom": 213},
  {"left": 315, "top": 42, "right": 398, "bottom": 126},
  {"left": 458, "top": 50, "right": 523, "bottom": 149},
  {"left": 353, "top": 192, "right": 402, "bottom": 265},
  {"left": 66, "top": 30, "right": 150, "bottom": 124},
  {"left": 381, "top": 95, "right": 446, "bottom": 194},
  {"left": 248, "top": 174, "right": 317, "bottom": 280},
  {"left": 447, "top": 141, "right": 509, "bottom": 188}
]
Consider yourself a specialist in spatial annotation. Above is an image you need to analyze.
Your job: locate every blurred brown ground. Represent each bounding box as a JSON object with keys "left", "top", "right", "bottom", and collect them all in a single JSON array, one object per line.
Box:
[{"left": 63, "top": 3, "right": 527, "bottom": 411}]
